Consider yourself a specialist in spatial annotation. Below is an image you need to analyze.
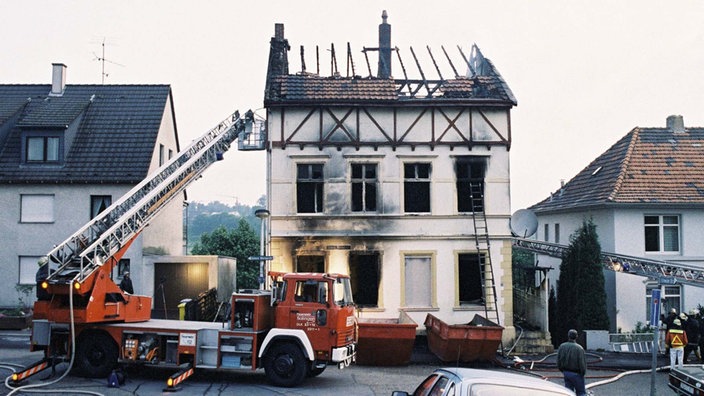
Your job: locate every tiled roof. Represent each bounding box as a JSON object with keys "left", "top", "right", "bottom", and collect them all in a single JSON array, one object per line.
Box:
[
  {"left": 530, "top": 126, "right": 704, "bottom": 212},
  {"left": 0, "top": 84, "right": 172, "bottom": 184},
  {"left": 266, "top": 74, "right": 516, "bottom": 105}
]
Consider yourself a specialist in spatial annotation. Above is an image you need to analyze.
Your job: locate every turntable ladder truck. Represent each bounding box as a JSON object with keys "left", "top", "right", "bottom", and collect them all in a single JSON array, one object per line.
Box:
[{"left": 12, "top": 110, "right": 357, "bottom": 390}]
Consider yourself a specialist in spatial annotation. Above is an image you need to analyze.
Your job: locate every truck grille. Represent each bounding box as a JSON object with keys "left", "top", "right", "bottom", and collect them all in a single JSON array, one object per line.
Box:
[{"left": 336, "top": 326, "right": 355, "bottom": 345}]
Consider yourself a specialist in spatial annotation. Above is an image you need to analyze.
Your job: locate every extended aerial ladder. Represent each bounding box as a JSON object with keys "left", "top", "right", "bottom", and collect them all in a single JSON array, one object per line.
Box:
[
  {"left": 35, "top": 110, "right": 263, "bottom": 324},
  {"left": 513, "top": 238, "right": 704, "bottom": 288}
]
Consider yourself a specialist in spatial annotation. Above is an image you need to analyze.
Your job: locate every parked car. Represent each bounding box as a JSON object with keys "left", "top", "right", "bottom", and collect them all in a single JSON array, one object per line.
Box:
[{"left": 391, "top": 368, "right": 576, "bottom": 396}]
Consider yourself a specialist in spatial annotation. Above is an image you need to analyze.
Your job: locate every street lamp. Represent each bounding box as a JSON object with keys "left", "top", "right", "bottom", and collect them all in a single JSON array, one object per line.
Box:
[{"left": 255, "top": 209, "right": 270, "bottom": 290}]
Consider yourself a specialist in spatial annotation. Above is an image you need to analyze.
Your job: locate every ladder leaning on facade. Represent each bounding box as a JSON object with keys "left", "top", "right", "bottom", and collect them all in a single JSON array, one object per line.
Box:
[
  {"left": 512, "top": 238, "right": 704, "bottom": 288},
  {"left": 43, "top": 110, "right": 265, "bottom": 290},
  {"left": 469, "top": 182, "right": 502, "bottom": 327}
]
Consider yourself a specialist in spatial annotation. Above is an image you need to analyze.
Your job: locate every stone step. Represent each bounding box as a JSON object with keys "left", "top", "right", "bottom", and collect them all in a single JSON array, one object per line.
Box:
[{"left": 511, "top": 331, "right": 554, "bottom": 354}]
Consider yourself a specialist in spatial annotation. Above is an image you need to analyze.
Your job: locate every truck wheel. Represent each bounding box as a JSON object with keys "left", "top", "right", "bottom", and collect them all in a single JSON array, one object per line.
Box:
[
  {"left": 264, "top": 343, "right": 307, "bottom": 387},
  {"left": 75, "top": 332, "right": 118, "bottom": 378}
]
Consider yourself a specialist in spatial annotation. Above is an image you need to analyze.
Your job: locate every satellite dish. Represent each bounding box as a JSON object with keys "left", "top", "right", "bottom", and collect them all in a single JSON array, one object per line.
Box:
[{"left": 510, "top": 209, "right": 538, "bottom": 238}]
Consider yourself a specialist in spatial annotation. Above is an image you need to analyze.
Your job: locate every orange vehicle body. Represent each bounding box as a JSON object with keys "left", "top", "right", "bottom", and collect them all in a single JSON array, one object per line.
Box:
[
  {"left": 33, "top": 235, "right": 152, "bottom": 324},
  {"left": 24, "top": 271, "right": 357, "bottom": 389}
]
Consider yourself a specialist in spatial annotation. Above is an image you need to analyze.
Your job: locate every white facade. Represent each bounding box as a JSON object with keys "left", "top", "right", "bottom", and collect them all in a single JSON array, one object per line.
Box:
[
  {"left": 266, "top": 106, "right": 516, "bottom": 341},
  {"left": 535, "top": 207, "right": 704, "bottom": 332},
  {"left": 0, "top": 98, "right": 183, "bottom": 308}
]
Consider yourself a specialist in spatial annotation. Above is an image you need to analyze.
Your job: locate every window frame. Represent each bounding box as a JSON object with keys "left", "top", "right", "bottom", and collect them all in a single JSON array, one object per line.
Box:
[
  {"left": 644, "top": 214, "right": 680, "bottom": 253},
  {"left": 457, "top": 252, "right": 485, "bottom": 306},
  {"left": 296, "top": 163, "right": 325, "bottom": 214},
  {"left": 662, "top": 285, "right": 681, "bottom": 315},
  {"left": 403, "top": 162, "right": 431, "bottom": 213},
  {"left": 350, "top": 163, "right": 378, "bottom": 213},
  {"left": 401, "top": 252, "right": 436, "bottom": 309},
  {"left": 348, "top": 252, "right": 381, "bottom": 308},
  {"left": 455, "top": 157, "right": 486, "bottom": 213},
  {"left": 22, "top": 132, "right": 63, "bottom": 164},
  {"left": 90, "top": 195, "right": 112, "bottom": 219},
  {"left": 20, "top": 194, "right": 55, "bottom": 223},
  {"left": 19, "top": 256, "right": 42, "bottom": 285},
  {"left": 544, "top": 224, "right": 549, "bottom": 242}
]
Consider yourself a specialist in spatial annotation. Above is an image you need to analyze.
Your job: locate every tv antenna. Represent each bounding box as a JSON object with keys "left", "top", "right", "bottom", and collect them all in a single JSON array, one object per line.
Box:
[{"left": 93, "top": 38, "right": 124, "bottom": 84}]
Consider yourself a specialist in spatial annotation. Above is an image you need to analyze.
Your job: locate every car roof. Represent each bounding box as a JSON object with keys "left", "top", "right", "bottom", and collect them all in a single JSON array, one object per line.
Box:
[{"left": 436, "top": 368, "right": 575, "bottom": 395}]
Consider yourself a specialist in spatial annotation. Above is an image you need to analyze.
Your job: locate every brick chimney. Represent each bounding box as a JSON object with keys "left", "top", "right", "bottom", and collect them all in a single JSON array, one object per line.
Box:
[
  {"left": 666, "top": 115, "right": 685, "bottom": 133},
  {"left": 265, "top": 24, "right": 290, "bottom": 101},
  {"left": 50, "top": 63, "right": 67, "bottom": 96},
  {"left": 377, "top": 11, "right": 392, "bottom": 79}
]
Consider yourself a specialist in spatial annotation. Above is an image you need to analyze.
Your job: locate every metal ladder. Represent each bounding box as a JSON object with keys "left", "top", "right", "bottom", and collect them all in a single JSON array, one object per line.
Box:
[
  {"left": 45, "top": 111, "right": 254, "bottom": 286},
  {"left": 513, "top": 238, "right": 704, "bottom": 288},
  {"left": 469, "top": 182, "right": 501, "bottom": 326}
]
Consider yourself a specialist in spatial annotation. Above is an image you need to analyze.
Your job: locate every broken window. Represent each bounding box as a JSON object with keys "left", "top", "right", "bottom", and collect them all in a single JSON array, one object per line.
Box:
[
  {"left": 351, "top": 163, "right": 377, "bottom": 212},
  {"left": 455, "top": 157, "right": 486, "bottom": 212},
  {"left": 296, "top": 255, "right": 325, "bottom": 273},
  {"left": 403, "top": 163, "right": 431, "bottom": 213},
  {"left": 297, "top": 163, "right": 324, "bottom": 213},
  {"left": 349, "top": 253, "right": 380, "bottom": 308},
  {"left": 403, "top": 255, "right": 432, "bottom": 307},
  {"left": 458, "top": 253, "right": 484, "bottom": 305}
]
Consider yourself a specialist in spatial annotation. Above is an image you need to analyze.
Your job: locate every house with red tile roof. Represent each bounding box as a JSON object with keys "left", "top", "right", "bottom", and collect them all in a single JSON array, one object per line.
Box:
[
  {"left": 262, "top": 13, "right": 518, "bottom": 343},
  {"left": 530, "top": 115, "right": 704, "bottom": 332}
]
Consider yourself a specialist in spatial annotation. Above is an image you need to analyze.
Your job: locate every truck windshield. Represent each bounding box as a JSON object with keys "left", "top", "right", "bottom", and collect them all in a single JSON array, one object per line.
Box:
[{"left": 333, "top": 277, "right": 354, "bottom": 307}]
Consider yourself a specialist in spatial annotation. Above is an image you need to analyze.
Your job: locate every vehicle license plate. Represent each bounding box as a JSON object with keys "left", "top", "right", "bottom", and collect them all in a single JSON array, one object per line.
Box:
[{"left": 680, "top": 381, "right": 695, "bottom": 394}]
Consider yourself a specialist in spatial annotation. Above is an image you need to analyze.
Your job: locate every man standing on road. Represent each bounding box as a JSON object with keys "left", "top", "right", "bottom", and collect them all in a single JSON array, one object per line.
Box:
[
  {"left": 557, "top": 329, "right": 587, "bottom": 396},
  {"left": 667, "top": 318, "right": 688, "bottom": 370}
]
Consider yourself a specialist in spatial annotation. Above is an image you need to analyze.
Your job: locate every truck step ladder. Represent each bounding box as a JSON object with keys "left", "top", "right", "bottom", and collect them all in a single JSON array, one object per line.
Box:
[
  {"left": 513, "top": 238, "right": 704, "bottom": 287},
  {"left": 469, "top": 182, "right": 502, "bottom": 327},
  {"left": 44, "top": 111, "right": 257, "bottom": 290}
]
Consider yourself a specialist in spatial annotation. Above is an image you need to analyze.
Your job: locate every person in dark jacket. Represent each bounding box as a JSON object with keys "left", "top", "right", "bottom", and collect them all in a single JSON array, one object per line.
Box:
[
  {"left": 557, "top": 329, "right": 587, "bottom": 396},
  {"left": 119, "top": 272, "right": 134, "bottom": 294},
  {"left": 683, "top": 310, "right": 701, "bottom": 364}
]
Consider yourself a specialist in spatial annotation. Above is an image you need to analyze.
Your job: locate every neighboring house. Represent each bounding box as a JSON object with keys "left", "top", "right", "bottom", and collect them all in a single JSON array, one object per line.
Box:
[
  {"left": 262, "top": 13, "right": 518, "bottom": 342},
  {"left": 530, "top": 115, "right": 704, "bottom": 333},
  {"left": 0, "top": 63, "right": 183, "bottom": 307}
]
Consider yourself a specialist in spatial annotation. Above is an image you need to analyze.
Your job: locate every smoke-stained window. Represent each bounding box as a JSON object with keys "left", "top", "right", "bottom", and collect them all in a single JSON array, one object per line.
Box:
[
  {"left": 458, "top": 253, "right": 484, "bottom": 305},
  {"left": 351, "top": 163, "right": 377, "bottom": 212},
  {"left": 297, "top": 163, "right": 324, "bottom": 213},
  {"left": 349, "top": 253, "right": 380, "bottom": 307},
  {"left": 403, "top": 163, "right": 431, "bottom": 213},
  {"left": 455, "top": 157, "right": 486, "bottom": 213}
]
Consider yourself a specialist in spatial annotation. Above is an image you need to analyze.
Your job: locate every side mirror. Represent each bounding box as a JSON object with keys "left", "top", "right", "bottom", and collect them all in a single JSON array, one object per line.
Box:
[
  {"left": 316, "top": 309, "right": 327, "bottom": 326},
  {"left": 270, "top": 285, "right": 279, "bottom": 306}
]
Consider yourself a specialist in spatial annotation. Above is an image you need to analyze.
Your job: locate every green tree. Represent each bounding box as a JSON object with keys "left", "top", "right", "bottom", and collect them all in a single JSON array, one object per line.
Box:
[
  {"left": 555, "top": 218, "right": 609, "bottom": 344},
  {"left": 191, "top": 220, "right": 260, "bottom": 290}
]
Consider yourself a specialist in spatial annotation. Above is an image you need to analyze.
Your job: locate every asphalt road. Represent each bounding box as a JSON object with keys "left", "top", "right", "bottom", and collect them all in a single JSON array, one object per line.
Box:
[{"left": 0, "top": 330, "right": 676, "bottom": 395}]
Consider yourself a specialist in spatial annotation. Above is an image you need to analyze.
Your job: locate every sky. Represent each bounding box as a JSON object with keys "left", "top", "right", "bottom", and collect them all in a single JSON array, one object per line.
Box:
[{"left": 2, "top": 1, "right": 704, "bottom": 211}]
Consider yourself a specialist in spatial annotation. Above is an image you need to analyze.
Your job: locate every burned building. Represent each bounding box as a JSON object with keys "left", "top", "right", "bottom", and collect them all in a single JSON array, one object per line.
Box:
[{"left": 262, "top": 12, "right": 517, "bottom": 339}]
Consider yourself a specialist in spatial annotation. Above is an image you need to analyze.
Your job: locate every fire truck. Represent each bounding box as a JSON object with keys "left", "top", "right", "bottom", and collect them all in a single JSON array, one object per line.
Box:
[{"left": 11, "top": 111, "right": 357, "bottom": 390}]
